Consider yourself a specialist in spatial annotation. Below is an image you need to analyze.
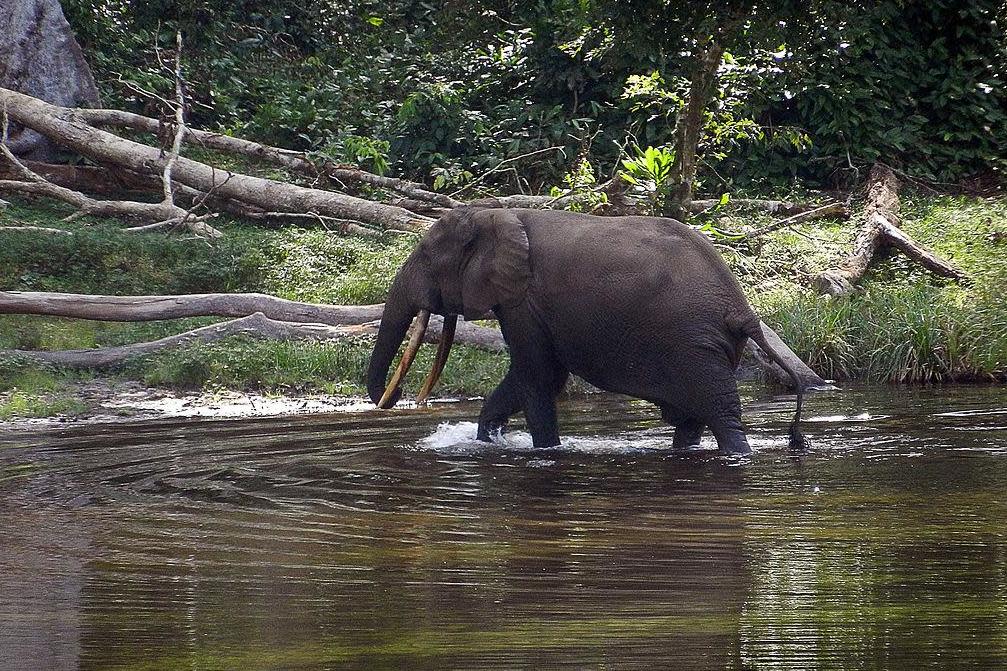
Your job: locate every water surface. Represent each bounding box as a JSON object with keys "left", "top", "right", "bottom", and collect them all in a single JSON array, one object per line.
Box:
[{"left": 1, "top": 384, "right": 1006, "bottom": 670}]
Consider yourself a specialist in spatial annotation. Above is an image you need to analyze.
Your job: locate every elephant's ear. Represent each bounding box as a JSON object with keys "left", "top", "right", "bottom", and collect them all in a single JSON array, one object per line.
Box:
[{"left": 461, "top": 209, "right": 530, "bottom": 319}]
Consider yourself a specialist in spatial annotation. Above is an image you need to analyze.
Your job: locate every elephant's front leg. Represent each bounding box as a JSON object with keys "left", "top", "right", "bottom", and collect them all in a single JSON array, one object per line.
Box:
[
  {"left": 477, "top": 364, "right": 569, "bottom": 447},
  {"left": 501, "top": 331, "right": 569, "bottom": 448},
  {"left": 477, "top": 369, "right": 521, "bottom": 442}
]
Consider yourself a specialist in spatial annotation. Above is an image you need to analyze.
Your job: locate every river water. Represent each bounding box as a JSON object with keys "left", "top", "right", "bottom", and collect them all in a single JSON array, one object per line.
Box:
[{"left": 1, "top": 384, "right": 1005, "bottom": 670}]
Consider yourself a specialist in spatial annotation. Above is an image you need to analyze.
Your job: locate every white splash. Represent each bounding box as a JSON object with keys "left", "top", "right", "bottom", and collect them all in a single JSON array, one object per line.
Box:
[
  {"left": 413, "top": 421, "right": 740, "bottom": 456},
  {"left": 807, "top": 412, "right": 873, "bottom": 422}
]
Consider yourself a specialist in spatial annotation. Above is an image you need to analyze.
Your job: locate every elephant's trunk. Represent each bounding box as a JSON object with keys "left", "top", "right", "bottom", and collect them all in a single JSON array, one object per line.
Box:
[{"left": 367, "top": 274, "right": 420, "bottom": 408}]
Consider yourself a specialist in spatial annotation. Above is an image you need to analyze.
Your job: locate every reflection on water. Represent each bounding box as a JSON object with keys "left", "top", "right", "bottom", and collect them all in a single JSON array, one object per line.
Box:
[{"left": 1, "top": 384, "right": 1006, "bottom": 670}]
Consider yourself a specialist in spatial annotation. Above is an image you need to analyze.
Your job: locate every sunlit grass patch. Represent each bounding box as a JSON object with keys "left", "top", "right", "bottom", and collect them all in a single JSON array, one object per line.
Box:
[{"left": 123, "top": 336, "right": 511, "bottom": 397}]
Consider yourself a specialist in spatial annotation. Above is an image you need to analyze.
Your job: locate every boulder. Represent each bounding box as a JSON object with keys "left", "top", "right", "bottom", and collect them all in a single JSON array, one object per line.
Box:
[{"left": 0, "top": 0, "right": 100, "bottom": 160}]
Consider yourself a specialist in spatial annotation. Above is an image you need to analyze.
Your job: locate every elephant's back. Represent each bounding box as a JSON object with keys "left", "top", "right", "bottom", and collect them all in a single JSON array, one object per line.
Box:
[
  {"left": 519, "top": 210, "right": 748, "bottom": 313},
  {"left": 516, "top": 210, "right": 755, "bottom": 391}
]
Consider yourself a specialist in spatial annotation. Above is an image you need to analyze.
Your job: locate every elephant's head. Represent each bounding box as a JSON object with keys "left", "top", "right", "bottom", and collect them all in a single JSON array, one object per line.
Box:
[{"left": 366, "top": 207, "right": 531, "bottom": 408}]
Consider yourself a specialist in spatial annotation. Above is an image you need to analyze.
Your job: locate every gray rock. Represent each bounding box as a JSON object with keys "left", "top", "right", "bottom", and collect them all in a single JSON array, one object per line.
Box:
[{"left": 0, "top": 0, "right": 100, "bottom": 160}]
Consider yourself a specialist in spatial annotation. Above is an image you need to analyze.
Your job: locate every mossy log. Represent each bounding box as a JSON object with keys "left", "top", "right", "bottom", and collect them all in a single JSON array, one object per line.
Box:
[{"left": 814, "top": 163, "right": 967, "bottom": 296}]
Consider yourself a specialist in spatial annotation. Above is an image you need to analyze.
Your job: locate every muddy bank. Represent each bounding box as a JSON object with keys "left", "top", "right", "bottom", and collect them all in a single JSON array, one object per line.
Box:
[{"left": 0, "top": 379, "right": 399, "bottom": 432}]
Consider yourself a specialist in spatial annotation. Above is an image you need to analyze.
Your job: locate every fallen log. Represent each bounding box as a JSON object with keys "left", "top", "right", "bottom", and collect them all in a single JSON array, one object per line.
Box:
[
  {"left": 0, "top": 314, "right": 504, "bottom": 370},
  {"left": 0, "top": 290, "right": 386, "bottom": 325},
  {"left": 0, "top": 290, "right": 819, "bottom": 388},
  {"left": 687, "top": 198, "right": 832, "bottom": 216},
  {"left": 0, "top": 224, "right": 72, "bottom": 235},
  {"left": 70, "top": 107, "right": 462, "bottom": 208},
  {"left": 814, "top": 163, "right": 967, "bottom": 296},
  {"left": 0, "top": 87, "right": 433, "bottom": 233},
  {"left": 0, "top": 160, "right": 156, "bottom": 196},
  {"left": 0, "top": 313, "right": 372, "bottom": 368},
  {"left": 739, "top": 203, "right": 849, "bottom": 239},
  {"left": 0, "top": 291, "right": 505, "bottom": 353}
]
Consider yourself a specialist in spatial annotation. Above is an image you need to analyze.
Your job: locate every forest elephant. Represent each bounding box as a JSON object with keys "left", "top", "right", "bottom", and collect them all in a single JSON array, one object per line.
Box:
[{"left": 367, "top": 206, "right": 807, "bottom": 454}]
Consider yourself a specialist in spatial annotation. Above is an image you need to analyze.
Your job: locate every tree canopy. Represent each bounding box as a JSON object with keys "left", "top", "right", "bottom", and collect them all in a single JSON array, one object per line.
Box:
[{"left": 51, "top": 0, "right": 1007, "bottom": 197}]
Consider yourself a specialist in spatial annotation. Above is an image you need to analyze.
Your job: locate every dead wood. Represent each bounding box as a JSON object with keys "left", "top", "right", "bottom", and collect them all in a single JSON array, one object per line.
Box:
[
  {"left": 1, "top": 97, "right": 222, "bottom": 237},
  {"left": 0, "top": 160, "right": 156, "bottom": 196},
  {"left": 0, "top": 291, "right": 506, "bottom": 353},
  {"left": 739, "top": 202, "right": 849, "bottom": 239},
  {"left": 0, "top": 313, "right": 374, "bottom": 368},
  {"left": 814, "top": 163, "right": 967, "bottom": 296},
  {"left": 0, "top": 87, "right": 433, "bottom": 233},
  {"left": 0, "top": 175, "right": 222, "bottom": 237},
  {"left": 687, "top": 198, "right": 837, "bottom": 216},
  {"left": 71, "top": 107, "right": 460, "bottom": 208},
  {"left": 0, "top": 224, "right": 72, "bottom": 235},
  {"left": 0, "top": 290, "right": 386, "bottom": 325}
]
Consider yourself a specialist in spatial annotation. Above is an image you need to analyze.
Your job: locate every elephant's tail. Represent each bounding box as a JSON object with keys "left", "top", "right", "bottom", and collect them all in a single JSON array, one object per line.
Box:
[{"left": 744, "top": 320, "right": 808, "bottom": 451}]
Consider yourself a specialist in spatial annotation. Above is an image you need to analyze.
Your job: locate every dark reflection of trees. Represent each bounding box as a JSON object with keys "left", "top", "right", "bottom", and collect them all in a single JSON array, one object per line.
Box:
[
  {"left": 738, "top": 453, "right": 1007, "bottom": 669},
  {"left": 0, "top": 503, "right": 87, "bottom": 670},
  {"left": 58, "top": 412, "right": 757, "bottom": 670}
]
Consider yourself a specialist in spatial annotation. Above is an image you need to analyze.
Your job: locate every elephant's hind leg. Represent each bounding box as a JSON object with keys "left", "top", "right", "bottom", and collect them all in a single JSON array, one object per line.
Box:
[
  {"left": 672, "top": 417, "right": 706, "bottom": 450},
  {"left": 677, "top": 365, "right": 752, "bottom": 455},
  {"left": 705, "top": 386, "right": 752, "bottom": 455},
  {"left": 660, "top": 404, "right": 706, "bottom": 450}
]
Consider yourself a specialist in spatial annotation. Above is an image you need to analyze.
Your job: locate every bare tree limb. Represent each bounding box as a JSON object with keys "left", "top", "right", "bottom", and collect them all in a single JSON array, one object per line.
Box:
[
  {"left": 0, "top": 313, "right": 375, "bottom": 368},
  {"left": 814, "top": 163, "right": 967, "bottom": 296},
  {"left": 1, "top": 98, "right": 223, "bottom": 237},
  {"left": 0, "top": 224, "right": 72, "bottom": 235},
  {"left": 0, "top": 87, "right": 433, "bottom": 233},
  {"left": 739, "top": 202, "right": 849, "bottom": 239},
  {"left": 0, "top": 290, "right": 384, "bottom": 324},
  {"left": 0, "top": 290, "right": 504, "bottom": 351},
  {"left": 687, "top": 198, "right": 837, "bottom": 216}
]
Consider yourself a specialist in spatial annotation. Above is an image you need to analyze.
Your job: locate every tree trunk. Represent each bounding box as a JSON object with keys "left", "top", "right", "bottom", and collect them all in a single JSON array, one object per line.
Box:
[
  {"left": 0, "top": 291, "right": 505, "bottom": 353},
  {"left": 2, "top": 313, "right": 376, "bottom": 368},
  {"left": 70, "top": 107, "right": 462, "bottom": 208},
  {"left": 0, "top": 0, "right": 99, "bottom": 161},
  {"left": 669, "top": 37, "right": 726, "bottom": 218},
  {"left": 0, "top": 291, "right": 383, "bottom": 324},
  {"left": 814, "top": 163, "right": 967, "bottom": 296},
  {"left": 0, "top": 88, "right": 432, "bottom": 233}
]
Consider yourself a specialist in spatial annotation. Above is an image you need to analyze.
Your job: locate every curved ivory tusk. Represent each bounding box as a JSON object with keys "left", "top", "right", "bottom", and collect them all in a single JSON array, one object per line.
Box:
[
  {"left": 377, "top": 310, "right": 430, "bottom": 409},
  {"left": 415, "top": 314, "right": 457, "bottom": 407}
]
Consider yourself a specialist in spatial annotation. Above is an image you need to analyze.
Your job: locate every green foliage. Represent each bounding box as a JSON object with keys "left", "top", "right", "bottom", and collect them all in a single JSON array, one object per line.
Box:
[
  {"left": 549, "top": 157, "right": 608, "bottom": 212},
  {"left": 750, "top": 194, "right": 1007, "bottom": 382},
  {"left": 62, "top": 0, "right": 1004, "bottom": 192},
  {"left": 619, "top": 145, "right": 676, "bottom": 214},
  {"left": 774, "top": 0, "right": 1007, "bottom": 182},
  {"left": 317, "top": 135, "right": 391, "bottom": 176},
  {"left": 0, "top": 359, "right": 87, "bottom": 420},
  {"left": 128, "top": 336, "right": 509, "bottom": 396},
  {"left": 0, "top": 205, "right": 413, "bottom": 305}
]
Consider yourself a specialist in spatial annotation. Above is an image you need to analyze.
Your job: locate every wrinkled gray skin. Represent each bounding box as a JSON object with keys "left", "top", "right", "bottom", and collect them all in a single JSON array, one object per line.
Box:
[{"left": 368, "top": 207, "right": 805, "bottom": 453}]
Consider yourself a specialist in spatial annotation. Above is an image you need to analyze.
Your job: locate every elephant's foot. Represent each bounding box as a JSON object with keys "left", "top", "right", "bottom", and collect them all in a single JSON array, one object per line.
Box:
[
  {"left": 710, "top": 423, "right": 752, "bottom": 455},
  {"left": 477, "top": 419, "right": 508, "bottom": 443},
  {"left": 672, "top": 419, "right": 705, "bottom": 450}
]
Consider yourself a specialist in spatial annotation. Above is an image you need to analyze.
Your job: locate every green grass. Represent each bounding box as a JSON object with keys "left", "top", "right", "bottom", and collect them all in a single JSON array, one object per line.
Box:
[
  {"left": 742, "top": 194, "right": 1007, "bottom": 382},
  {"left": 1, "top": 191, "right": 1005, "bottom": 419},
  {"left": 124, "top": 335, "right": 510, "bottom": 397},
  {"left": 0, "top": 358, "right": 89, "bottom": 419}
]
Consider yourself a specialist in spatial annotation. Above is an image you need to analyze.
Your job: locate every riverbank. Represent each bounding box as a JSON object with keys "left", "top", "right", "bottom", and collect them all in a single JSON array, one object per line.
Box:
[
  {"left": 1, "top": 191, "right": 1005, "bottom": 423},
  {"left": 0, "top": 378, "right": 384, "bottom": 430}
]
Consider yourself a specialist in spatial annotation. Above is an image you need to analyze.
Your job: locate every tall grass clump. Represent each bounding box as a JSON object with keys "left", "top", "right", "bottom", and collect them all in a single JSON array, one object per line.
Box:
[{"left": 760, "top": 282, "right": 1007, "bottom": 383}]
